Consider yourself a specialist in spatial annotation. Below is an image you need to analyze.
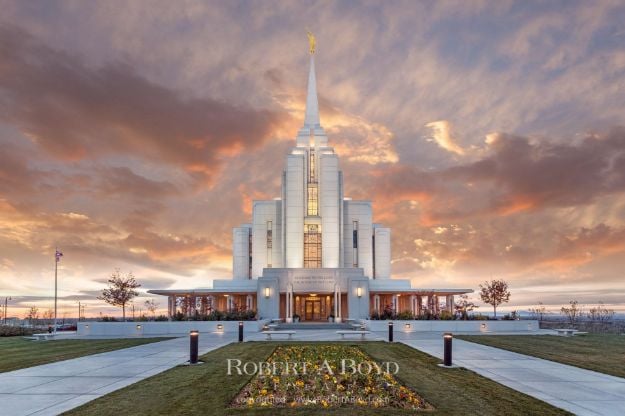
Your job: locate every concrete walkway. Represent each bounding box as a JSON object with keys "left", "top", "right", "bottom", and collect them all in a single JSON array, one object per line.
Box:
[
  {"left": 398, "top": 333, "right": 625, "bottom": 416},
  {"left": 1, "top": 334, "right": 233, "bottom": 416}
]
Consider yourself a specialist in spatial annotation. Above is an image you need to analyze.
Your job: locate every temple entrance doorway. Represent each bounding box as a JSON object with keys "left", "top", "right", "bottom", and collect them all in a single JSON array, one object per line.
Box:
[{"left": 304, "top": 298, "right": 321, "bottom": 321}]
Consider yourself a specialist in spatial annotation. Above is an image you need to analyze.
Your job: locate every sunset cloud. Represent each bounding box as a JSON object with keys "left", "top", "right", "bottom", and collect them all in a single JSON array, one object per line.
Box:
[{"left": 425, "top": 120, "right": 466, "bottom": 155}]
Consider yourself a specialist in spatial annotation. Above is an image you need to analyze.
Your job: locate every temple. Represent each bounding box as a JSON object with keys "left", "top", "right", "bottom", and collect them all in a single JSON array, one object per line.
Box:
[{"left": 149, "top": 37, "right": 471, "bottom": 322}]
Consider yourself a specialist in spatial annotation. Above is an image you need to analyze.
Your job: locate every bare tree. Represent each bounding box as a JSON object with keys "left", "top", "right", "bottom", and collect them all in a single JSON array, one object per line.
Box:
[
  {"left": 561, "top": 300, "right": 583, "bottom": 324},
  {"left": 144, "top": 299, "right": 159, "bottom": 319},
  {"left": 98, "top": 269, "right": 141, "bottom": 321},
  {"left": 454, "top": 294, "right": 478, "bottom": 320},
  {"left": 479, "top": 280, "right": 511, "bottom": 319},
  {"left": 528, "top": 302, "right": 548, "bottom": 321},
  {"left": 42, "top": 309, "right": 54, "bottom": 326},
  {"left": 26, "top": 306, "right": 39, "bottom": 326},
  {"left": 587, "top": 301, "right": 614, "bottom": 323}
]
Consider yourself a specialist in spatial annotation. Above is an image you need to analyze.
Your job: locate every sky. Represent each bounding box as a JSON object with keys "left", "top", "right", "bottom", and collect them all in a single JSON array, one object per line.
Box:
[{"left": 1, "top": 0, "right": 625, "bottom": 318}]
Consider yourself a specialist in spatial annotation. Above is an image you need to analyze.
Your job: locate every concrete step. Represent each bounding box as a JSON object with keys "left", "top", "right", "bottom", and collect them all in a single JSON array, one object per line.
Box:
[{"left": 275, "top": 322, "right": 354, "bottom": 330}]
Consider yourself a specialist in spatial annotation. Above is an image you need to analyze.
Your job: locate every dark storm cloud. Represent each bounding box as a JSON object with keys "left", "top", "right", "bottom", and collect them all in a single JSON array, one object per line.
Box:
[
  {"left": 95, "top": 166, "right": 179, "bottom": 198},
  {"left": 373, "top": 128, "right": 625, "bottom": 223},
  {"left": 445, "top": 130, "right": 625, "bottom": 214},
  {"left": 0, "top": 24, "right": 286, "bottom": 185}
]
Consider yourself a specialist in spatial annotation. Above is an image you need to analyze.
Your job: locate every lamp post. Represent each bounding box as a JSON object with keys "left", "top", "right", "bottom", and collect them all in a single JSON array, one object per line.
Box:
[
  {"left": 388, "top": 321, "right": 394, "bottom": 342},
  {"left": 238, "top": 321, "right": 244, "bottom": 342},
  {"left": 3, "top": 296, "right": 11, "bottom": 325}
]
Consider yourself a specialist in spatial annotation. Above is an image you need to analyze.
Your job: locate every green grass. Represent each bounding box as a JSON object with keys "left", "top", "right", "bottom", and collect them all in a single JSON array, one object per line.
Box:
[
  {"left": 457, "top": 334, "right": 625, "bottom": 378},
  {"left": 0, "top": 337, "right": 172, "bottom": 373},
  {"left": 65, "top": 342, "right": 571, "bottom": 416}
]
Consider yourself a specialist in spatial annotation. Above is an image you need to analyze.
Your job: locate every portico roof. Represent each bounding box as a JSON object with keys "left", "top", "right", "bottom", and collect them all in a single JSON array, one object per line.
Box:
[{"left": 147, "top": 289, "right": 256, "bottom": 296}]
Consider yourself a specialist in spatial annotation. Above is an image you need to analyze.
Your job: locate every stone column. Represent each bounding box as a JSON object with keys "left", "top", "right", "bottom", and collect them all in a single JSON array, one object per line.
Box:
[
  {"left": 190, "top": 296, "right": 197, "bottom": 317},
  {"left": 334, "top": 285, "right": 339, "bottom": 319},
  {"left": 286, "top": 284, "right": 293, "bottom": 322},
  {"left": 447, "top": 295, "right": 454, "bottom": 313},
  {"left": 374, "top": 294, "right": 380, "bottom": 314},
  {"left": 167, "top": 296, "right": 173, "bottom": 321},
  {"left": 246, "top": 294, "right": 253, "bottom": 311},
  {"left": 410, "top": 295, "right": 416, "bottom": 316},
  {"left": 391, "top": 295, "right": 398, "bottom": 314},
  {"left": 417, "top": 296, "right": 423, "bottom": 316},
  {"left": 337, "top": 286, "right": 342, "bottom": 322}
]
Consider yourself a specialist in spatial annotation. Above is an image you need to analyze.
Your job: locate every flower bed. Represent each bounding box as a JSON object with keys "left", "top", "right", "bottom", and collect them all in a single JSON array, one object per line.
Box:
[{"left": 231, "top": 345, "right": 432, "bottom": 410}]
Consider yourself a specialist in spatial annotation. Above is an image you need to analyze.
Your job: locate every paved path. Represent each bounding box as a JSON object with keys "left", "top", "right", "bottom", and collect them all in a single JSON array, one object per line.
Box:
[
  {"left": 398, "top": 333, "right": 625, "bottom": 416},
  {"left": 1, "top": 334, "right": 233, "bottom": 416}
]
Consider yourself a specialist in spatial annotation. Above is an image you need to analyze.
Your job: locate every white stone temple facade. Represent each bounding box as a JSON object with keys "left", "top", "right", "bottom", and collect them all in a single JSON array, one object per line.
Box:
[{"left": 149, "top": 41, "right": 471, "bottom": 322}]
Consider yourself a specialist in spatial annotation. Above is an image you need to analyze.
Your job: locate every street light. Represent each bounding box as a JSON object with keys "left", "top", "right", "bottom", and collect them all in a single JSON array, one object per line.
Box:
[{"left": 3, "top": 297, "right": 11, "bottom": 325}]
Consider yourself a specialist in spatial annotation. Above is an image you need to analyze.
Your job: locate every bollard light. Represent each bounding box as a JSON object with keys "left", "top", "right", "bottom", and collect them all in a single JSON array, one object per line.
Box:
[
  {"left": 443, "top": 333, "right": 453, "bottom": 366},
  {"left": 388, "top": 321, "right": 394, "bottom": 342},
  {"left": 238, "top": 321, "right": 244, "bottom": 342},
  {"left": 189, "top": 330, "right": 199, "bottom": 364}
]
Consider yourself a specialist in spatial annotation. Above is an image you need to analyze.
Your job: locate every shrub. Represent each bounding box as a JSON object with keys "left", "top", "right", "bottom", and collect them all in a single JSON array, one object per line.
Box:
[
  {"left": 439, "top": 310, "right": 454, "bottom": 320},
  {"left": 154, "top": 314, "right": 169, "bottom": 321},
  {"left": 396, "top": 311, "right": 415, "bottom": 320},
  {"left": 100, "top": 316, "right": 118, "bottom": 322},
  {"left": 0, "top": 325, "right": 35, "bottom": 337}
]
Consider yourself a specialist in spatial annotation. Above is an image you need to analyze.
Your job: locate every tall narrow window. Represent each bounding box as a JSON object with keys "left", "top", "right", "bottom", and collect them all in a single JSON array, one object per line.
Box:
[
  {"left": 309, "top": 149, "right": 316, "bottom": 183},
  {"left": 307, "top": 185, "right": 318, "bottom": 216},
  {"left": 248, "top": 231, "right": 252, "bottom": 279},
  {"left": 304, "top": 224, "right": 322, "bottom": 268},
  {"left": 372, "top": 233, "right": 376, "bottom": 278},
  {"left": 352, "top": 221, "right": 359, "bottom": 267},
  {"left": 307, "top": 149, "right": 318, "bottom": 216},
  {"left": 266, "top": 221, "right": 272, "bottom": 268}
]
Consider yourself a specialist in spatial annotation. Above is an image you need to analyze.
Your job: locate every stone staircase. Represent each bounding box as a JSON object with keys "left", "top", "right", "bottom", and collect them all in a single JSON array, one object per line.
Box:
[{"left": 275, "top": 322, "right": 354, "bottom": 330}]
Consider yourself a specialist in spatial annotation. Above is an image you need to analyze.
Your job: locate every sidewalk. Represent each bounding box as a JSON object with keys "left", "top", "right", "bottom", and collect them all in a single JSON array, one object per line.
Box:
[
  {"left": 1, "top": 334, "right": 233, "bottom": 416},
  {"left": 398, "top": 333, "right": 625, "bottom": 416}
]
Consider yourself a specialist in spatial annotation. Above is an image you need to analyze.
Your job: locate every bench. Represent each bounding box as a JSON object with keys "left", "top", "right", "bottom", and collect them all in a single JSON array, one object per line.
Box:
[
  {"left": 264, "top": 330, "right": 296, "bottom": 340},
  {"left": 336, "top": 330, "right": 371, "bottom": 340},
  {"left": 30, "top": 333, "right": 54, "bottom": 341}
]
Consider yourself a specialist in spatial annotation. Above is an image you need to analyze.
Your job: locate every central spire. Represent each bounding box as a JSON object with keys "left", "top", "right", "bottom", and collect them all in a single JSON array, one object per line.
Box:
[
  {"left": 296, "top": 32, "right": 326, "bottom": 147},
  {"left": 304, "top": 54, "right": 320, "bottom": 128},
  {"left": 304, "top": 31, "right": 320, "bottom": 129}
]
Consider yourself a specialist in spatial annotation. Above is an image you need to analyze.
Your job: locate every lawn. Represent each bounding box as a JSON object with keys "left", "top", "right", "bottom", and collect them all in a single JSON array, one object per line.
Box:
[
  {"left": 457, "top": 334, "right": 625, "bottom": 379},
  {"left": 65, "top": 342, "right": 571, "bottom": 415},
  {"left": 0, "top": 337, "right": 171, "bottom": 373}
]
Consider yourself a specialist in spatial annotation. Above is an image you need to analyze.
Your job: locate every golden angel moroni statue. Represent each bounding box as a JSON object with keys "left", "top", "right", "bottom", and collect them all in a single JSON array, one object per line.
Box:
[{"left": 307, "top": 31, "right": 316, "bottom": 54}]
